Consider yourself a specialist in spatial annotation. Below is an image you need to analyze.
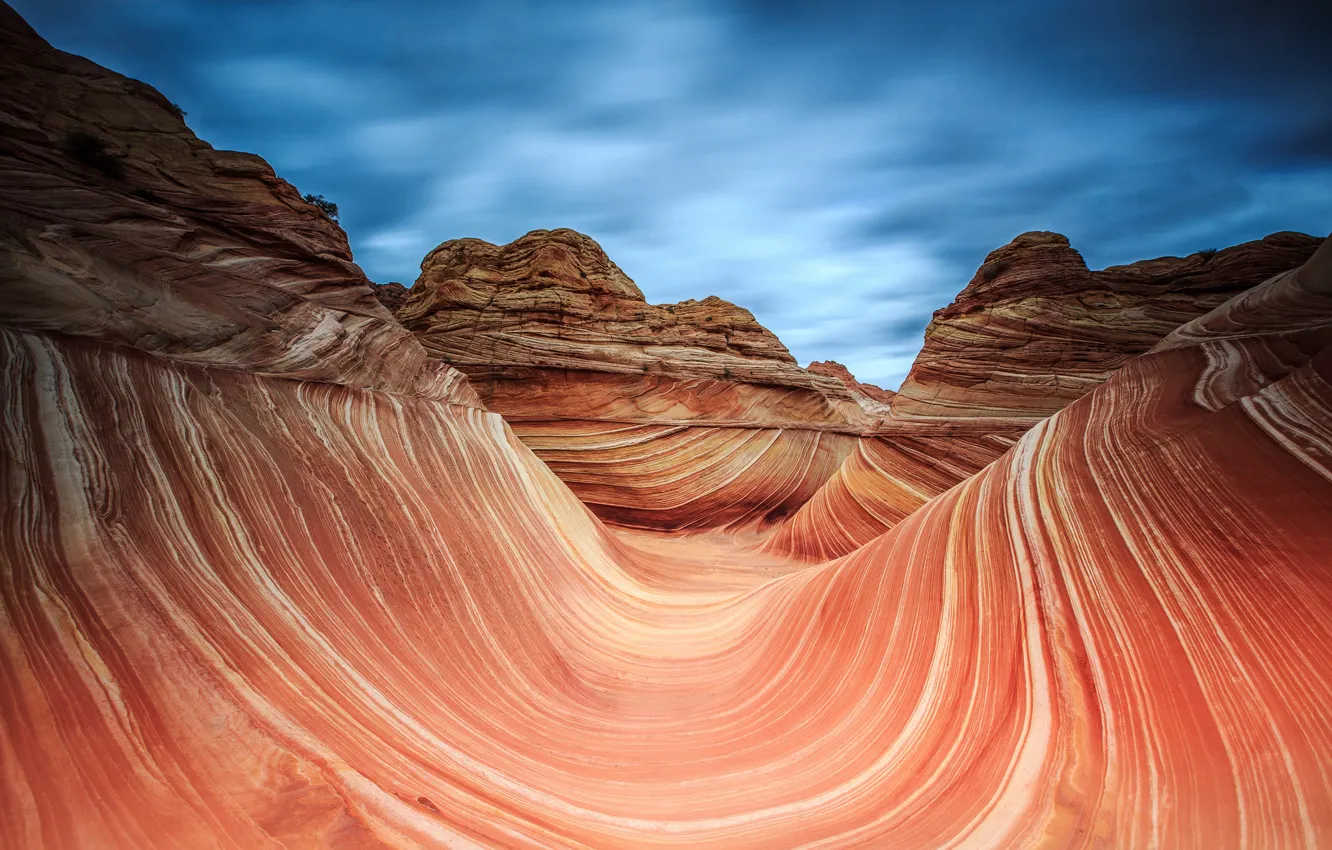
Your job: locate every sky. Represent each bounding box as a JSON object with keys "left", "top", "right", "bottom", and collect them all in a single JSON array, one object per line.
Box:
[{"left": 13, "top": 0, "right": 1331, "bottom": 388}]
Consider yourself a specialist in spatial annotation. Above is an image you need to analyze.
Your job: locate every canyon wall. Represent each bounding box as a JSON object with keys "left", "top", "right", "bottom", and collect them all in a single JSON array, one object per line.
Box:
[
  {"left": 387, "top": 228, "right": 886, "bottom": 528},
  {"left": 765, "top": 229, "right": 1320, "bottom": 558},
  {"left": 4, "top": 5, "right": 1332, "bottom": 846},
  {"left": 385, "top": 225, "right": 1313, "bottom": 537},
  {"left": 7, "top": 234, "right": 1331, "bottom": 846},
  {"left": 891, "top": 229, "right": 1322, "bottom": 424}
]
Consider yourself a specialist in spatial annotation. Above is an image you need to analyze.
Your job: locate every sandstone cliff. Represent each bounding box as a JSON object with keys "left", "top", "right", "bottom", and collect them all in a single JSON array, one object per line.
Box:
[
  {"left": 888, "top": 229, "right": 1322, "bottom": 425},
  {"left": 807, "top": 359, "right": 897, "bottom": 405},
  {"left": 5, "top": 5, "right": 1332, "bottom": 845},
  {"left": 0, "top": 3, "right": 477, "bottom": 406},
  {"left": 386, "top": 224, "right": 1315, "bottom": 536},
  {"left": 397, "top": 228, "right": 871, "bottom": 429},
  {"left": 766, "top": 229, "right": 1320, "bottom": 558},
  {"left": 390, "top": 228, "right": 881, "bottom": 527},
  {"left": 370, "top": 280, "right": 410, "bottom": 311}
]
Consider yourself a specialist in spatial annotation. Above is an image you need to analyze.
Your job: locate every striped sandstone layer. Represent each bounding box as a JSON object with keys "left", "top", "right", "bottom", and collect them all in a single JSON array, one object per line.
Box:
[
  {"left": 6, "top": 7, "right": 1332, "bottom": 846},
  {"left": 386, "top": 224, "right": 1313, "bottom": 537},
  {"left": 890, "top": 229, "right": 1322, "bottom": 425},
  {"left": 6, "top": 238, "right": 1332, "bottom": 847},
  {"left": 765, "top": 230, "right": 1320, "bottom": 559},
  {"left": 389, "top": 228, "right": 888, "bottom": 528},
  {"left": 0, "top": 4, "right": 477, "bottom": 407}
]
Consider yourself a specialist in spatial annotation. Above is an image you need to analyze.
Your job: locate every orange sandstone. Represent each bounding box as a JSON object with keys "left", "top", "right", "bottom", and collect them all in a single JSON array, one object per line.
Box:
[{"left": 3, "top": 5, "right": 1332, "bottom": 847}]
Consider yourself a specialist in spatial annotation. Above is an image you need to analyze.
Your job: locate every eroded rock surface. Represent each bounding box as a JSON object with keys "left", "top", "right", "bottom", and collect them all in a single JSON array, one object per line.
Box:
[
  {"left": 370, "top": 280, "right": 410, "bottom": 312},
  {"left": 391, "top": 228, "right": 876, "bottom": 526},
  {"left": 890, "top": 229, "right": 1321, "bottom": 424},
  {"left": 0, "top": 3, "right": 477, "bottom": 405},
  {"left": 397, "top": 228, "right": 866, "bottom": 426},
  {"left": 386, "top": 224, "right": 1317, "bottom": 534},
  {"left": 5, "top": 7, "right": 1332, "bottom": 846},
  {"left": 808, "top": 359, "right": 897, "bottom": 405},
  {"left": 767, "top": 230, "right": 1320, "bottom": 557}
]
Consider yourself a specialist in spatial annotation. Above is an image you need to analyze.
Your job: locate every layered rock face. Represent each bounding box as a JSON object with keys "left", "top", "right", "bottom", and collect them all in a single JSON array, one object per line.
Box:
[
  {"left": 392, "top": 228, "right": 884, "bottom": 527},
  {"left": 0, "top": 4, "right": 476, "bottom": 406},
  {"left": 8, "top": 234, "right": 1332, "bottom": 845},
  {"left": 763, "top": 432, "right": 1017, "bottom": 559},
  {"left": 808, "top": 359, "right": 897, "bottom": 405},
  {"left": 891, "top": 229, "right": 1321, "bottom": 424},
  {"left": 6, "top": 6, "right": 1332, "bottom": 846},
  {"left": 398, "top": 228, "right": 873, "bottom": 427},
  {"left": 370, "top": 280, "right": 410, "bottom": 311},
  {"left": 386, "top": 222, "right": 1312, "bottom": 540},
  {"left": 766, "top": 229, "right": 1321, "bottom": 559}
]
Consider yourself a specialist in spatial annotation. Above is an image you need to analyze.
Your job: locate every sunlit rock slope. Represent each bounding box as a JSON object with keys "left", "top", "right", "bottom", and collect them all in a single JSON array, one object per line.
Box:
[{"left": 4, "top": 5, "right": 1332, "bottom": 847}]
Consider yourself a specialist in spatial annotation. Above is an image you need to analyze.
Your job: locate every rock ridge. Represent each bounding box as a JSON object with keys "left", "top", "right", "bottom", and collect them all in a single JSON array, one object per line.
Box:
[{"left": 0, "top": 2, "right": 478, "bottom": 406}]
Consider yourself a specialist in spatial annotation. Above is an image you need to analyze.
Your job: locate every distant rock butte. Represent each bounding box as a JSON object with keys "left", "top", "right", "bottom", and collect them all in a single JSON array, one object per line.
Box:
[
  {"left": 771, "top": 229, "right": 1320, "bottom": 556},
  {"left": 395, "top": 228, "right": 880, "bottom": 430},
  {"left": 887, "top": 229, "right": 1322, "bottom": 427},
  {"left": 370, "top": 280, "right": 410, "bottom": 311},
  {"left": 389, "top": 229, "right": 883, "bottom": 528},
  {"left": 807, "top": 359, "right": 897, "bottom": 405}
]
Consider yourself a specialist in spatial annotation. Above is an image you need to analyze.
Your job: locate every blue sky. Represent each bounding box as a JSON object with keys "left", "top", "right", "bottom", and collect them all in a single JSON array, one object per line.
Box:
[{"left": 15, "top": 0, "right": 1331, "bottom": 387}]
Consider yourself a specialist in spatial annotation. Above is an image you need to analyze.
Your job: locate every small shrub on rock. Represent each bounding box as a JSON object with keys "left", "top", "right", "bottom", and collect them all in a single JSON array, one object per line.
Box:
[
  {"left": 303, "top": 193, "right": 339, "bottom": 221},
  {"left": 980, "top": 259, "right": 1011, "bottom": 282}
]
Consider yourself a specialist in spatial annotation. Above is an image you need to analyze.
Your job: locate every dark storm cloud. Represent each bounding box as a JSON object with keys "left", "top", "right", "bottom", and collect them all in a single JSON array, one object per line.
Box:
[{"left": 11, "top": 0, "right": 1330, "bottom": 387}]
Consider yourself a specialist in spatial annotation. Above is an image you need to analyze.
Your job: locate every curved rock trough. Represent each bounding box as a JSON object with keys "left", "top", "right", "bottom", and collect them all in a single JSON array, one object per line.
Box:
[{"left": 3, "top": 5, "right": 1332, "bottom": 847}]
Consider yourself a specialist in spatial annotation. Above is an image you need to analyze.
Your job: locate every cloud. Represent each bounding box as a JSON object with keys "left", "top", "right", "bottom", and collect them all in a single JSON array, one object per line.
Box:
[{"left": 10, "top": 0, "right": 1330, "bottom": 388}]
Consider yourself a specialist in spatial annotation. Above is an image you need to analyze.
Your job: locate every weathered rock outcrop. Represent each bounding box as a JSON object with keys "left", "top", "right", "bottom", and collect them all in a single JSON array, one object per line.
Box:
[
  {"left": 388, "top": 225, "right": 1316, "bottom": 534},
  {"left": 370, "top": 280, "right": 410, "bottom": 311},
  {"left": 808, "top": 359, "right": 897, "bottom": 405},
  {"left": 6, "top": 8, "right": 1332, "bottom": 846},
  {"left": 397, "top": 228, "right": 869, "bottom": 428},
  {"left": 766, "top": 230, "right": 1321, "bottom": 558},
  {"left": 889, "top": 229, "right": 1322, "bottom": 424},
  {"left": 0, "top": 3, "right": 477, "bottom": 406},
  {"left": 392, "top": 228, "right": 878, "bottom": 527}
]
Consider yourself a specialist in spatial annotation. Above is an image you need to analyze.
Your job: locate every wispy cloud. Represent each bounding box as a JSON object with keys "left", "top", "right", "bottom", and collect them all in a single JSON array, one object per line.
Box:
[{"left": 15, "top": 0, "right": 1330, "bottom": 387}]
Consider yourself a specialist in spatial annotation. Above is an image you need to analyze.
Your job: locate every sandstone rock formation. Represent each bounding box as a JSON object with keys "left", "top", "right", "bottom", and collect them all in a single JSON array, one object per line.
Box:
[
  {"left": 7, "top": 233, "right": 1332, "bottom": 846},
  {"left": 0, "top": 3, "right": 477, "bottom": 407},
  {"left": 398, "top": 228, "right": 868, "bottom": 427},
  {"left": 807, "top": 359, "right": 897, "bottom": 405},
  {"left": 370, "top": 280, "right": 410, "bottom": 311},
  {"left": 890, "top": 229, "right": 1321, "bottom": 425},
  {"left": 766, "top": 229, "right": 1321, "bottom": 558},
  {"left": 384, "top": 222, "right": 1314, "bottom": 537},
  {"left": 762, "top": 432, "right": 1017, "bottom": 559},
  {"left": 5, "top": 6, "right": 1332, "bottom": 847},
  {"left": 391, "top": 228, "right": 877, "bottom": 527}
]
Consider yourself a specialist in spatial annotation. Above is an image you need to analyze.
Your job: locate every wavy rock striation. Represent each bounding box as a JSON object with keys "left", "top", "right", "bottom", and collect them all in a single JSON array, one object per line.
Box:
[
  {"left": 392, "top": 228, "right": 891, "bottom": 527},
  {"left": 6, "top": 236, "right": 1332, "bottom": 847},
  {"left": 766, "top": 229, "right": 1321, "bottom": 559},
  {"left": 892, "top": 229, "right": 1321, "bottom": 425},
  {"left": 4, "top": 7, "right": 1332, "bottom": 846},
  {"left": 0, "top": 4, "right": 477, "bottom": 407}
]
